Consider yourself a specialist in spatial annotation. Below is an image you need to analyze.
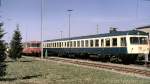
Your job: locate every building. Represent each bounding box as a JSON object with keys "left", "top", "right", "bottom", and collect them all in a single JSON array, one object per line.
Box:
[{"left": 136, "top": 25, "right": 150, "bottom": 38}]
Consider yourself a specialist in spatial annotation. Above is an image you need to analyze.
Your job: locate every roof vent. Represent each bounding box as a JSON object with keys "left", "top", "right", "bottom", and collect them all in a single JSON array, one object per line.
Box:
[{"left": 109, "top": 27, "right": 117, "bottom": 33}]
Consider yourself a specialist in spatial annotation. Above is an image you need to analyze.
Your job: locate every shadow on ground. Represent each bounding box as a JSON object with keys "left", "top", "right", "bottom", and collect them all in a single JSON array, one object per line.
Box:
[{"left": 0, "top": 74, "right": 42, "bottom": 81}]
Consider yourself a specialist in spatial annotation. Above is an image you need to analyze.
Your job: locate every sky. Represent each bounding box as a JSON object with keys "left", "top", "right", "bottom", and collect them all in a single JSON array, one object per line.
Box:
[{"left": 0, "top": 0, "right": 150, "bottom": 42}]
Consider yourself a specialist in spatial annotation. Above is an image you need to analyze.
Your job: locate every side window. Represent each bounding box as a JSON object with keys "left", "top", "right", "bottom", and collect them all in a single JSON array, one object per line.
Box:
[
  {"left": 59, "top": 42, "right": 61, "bottom": 47},
  {"left": 90, "top": 40, "right": 94, "bottom": 47},
  {"left": 77, "top": 41, "right": 80, "bottom": 47},
  {"left": 85, "top": 40, "right": 88, "bottom": 47},
  {"left": 105, "top": 38, "right": 110, "bottom": 47},
  {"left": 121, "top": 37, "right": 126, "bottom": 46},
  {"left": 101, "top": 39, "right": 104, "bottom": 47},
  {"left": 74, "top": 41, "right": 76, "bottom": 47},
  {"left": 70, "top": 41, "right": 72, "bottom": 47},
  {"left": 67, "top": 42, "right": 69, "bottom": 47},
  {"left": 95, "top": 39, "right": 99, "bottom": 47},
  {"left": 112, "top": 38, "right": 117, "bottom": 46},
  {"left": 81, "top": 40, "right": 84, "bottom": 47}
]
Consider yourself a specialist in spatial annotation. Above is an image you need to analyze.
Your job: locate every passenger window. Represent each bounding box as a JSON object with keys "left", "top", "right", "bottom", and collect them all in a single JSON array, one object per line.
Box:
[
  {"left": 112, "top": 38, "right": 117, "bottom": 46},
  {"left": 55, "top": 43, "right": 56, "bottom": 47},
  {"left": 81, "top": 40, "right": 84, "bottom": 47},
  {"left": 90, "top": 40, "right": 94, "bottom": 47},
  {"left": 121, "top": 37, "right": 126, "bottom": 46},
  {"left": 95, "top": 39, "right": 99, "bottom": 47},
  {"left": 105, "top": 38, "right": 110, "bottom": 47},
  {"left": 74, "top": 41, "right": 76, "bottom": 47},
  {"left": 77, "top": 41, "right": 80, "bottom": 47},
  {"left": 65, "top": 42, "right": 67, "bottom": 47},
  {"left": 101, "top": 39, "right": 104, "bottom": 47},
  {"left": 85, "top": 40, "right": 88, "bottom": 47},
  {"left": 59, "top": 42, "right": 61, "bottom": 47},
  {"left": 70, "top": 41, "right": 72, "bottom": 47},
  {"left": 67, "top": 42, "right": 69, "bottom": 47}
]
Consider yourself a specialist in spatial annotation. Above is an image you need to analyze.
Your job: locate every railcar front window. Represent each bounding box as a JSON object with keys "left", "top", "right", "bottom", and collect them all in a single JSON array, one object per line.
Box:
[{"left": 130, "top": 37, "right": 148, "bottom": 44}]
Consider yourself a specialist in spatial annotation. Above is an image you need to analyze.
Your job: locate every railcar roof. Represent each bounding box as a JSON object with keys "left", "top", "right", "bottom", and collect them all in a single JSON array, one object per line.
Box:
[{"left": 44, "top": 30, "right": 148, "bottom": 42}]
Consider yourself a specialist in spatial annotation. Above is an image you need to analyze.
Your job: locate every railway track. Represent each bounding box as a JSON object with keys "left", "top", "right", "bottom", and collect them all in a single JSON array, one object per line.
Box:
[{"left": 47, "top": 57, "right": 150, "bottom": 77}]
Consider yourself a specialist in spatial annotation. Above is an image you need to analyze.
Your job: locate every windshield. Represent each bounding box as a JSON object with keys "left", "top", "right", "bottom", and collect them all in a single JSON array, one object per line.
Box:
[{"left": 130, "top": 37, "right": 148, "bottom": 44}]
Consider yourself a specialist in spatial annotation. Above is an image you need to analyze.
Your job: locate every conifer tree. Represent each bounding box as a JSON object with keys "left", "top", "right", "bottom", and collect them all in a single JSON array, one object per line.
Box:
[
  {"left": 9, "top": 24, "right": 23, "bottom": 60},
  {"left": 0, "top": 23, "right": 6, "bottom": 77}
]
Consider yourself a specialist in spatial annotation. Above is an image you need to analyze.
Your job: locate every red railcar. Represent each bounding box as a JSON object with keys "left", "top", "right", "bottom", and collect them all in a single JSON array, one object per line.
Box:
[{"left": 22, "top": 41, "right": 41, "bottom": 56}]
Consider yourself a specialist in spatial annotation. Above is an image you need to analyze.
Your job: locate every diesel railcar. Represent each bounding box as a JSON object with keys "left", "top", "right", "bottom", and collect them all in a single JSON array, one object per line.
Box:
[
  {"left": 23, "top": 41, "right": 41, "bottom": 56},
  {"left": 43, "top": 30, "right": 149, "bottom": 63}
]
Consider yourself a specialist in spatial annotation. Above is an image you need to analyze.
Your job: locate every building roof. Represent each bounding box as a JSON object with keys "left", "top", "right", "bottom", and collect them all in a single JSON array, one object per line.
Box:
[
  {"left": 44, "top": 30, "right": 148, "bottom": 42},
  {"left": 136, "top": 25, "right": 150, "bottom": 29}
]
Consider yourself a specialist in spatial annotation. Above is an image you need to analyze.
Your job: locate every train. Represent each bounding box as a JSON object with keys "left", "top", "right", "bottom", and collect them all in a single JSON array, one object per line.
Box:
[
  {"left": 42, "top": 29, "right": 149, "bottom": 64},
  {"left": 22, "top": 29, "right": 149, "bottom": 64},
  {"left": 22, "top": 41, "right": 41, "bottom": 56}
]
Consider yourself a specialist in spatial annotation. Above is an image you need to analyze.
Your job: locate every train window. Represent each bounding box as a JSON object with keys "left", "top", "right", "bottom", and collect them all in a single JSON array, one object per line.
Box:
[
  {"left": 85, "top": 40, "right": 88, "bottom": 47},
  {"left": 101, "top": 39, "right": 104, "bottom": 47},
  {"left": 77, "top": 41, "right": 80, "bottom": 47},
  {"left": 130, "top": 37, "right": 148, "bottom": 44},
  {"left": 50, "top": 43, "right": 52, "bottom": 47},
  {"left": 61, "top": 42, "right": 63, "bottom": 47},
  {"left": 105, "top": 38, "right": 110, "bottom": 47},
  {"left": 64, "top": 42, "right": 66, "bottom": 47},
  {"left": 121, "top": 37, "right": 126, "bottom": 46},
  {"left": 70, "top": 41, "right": 72, "bottom": 47},
  {"left": 74, "top": 41, "right": 76, "bottom": 47},
  {"left": 112, "top": 38, "right": 117, "bottom": 46},
  {"left": 81, "top": 40, "right": 84, "bottom": 47},
  {"left": 67, "top": 42, "right": 69, "bottom": 47},
  {"left": 95, "top": 39, "right": 99, "bottom": 47},
  {"left": 59, "top": 42, "right": 61, "bottom": 47},
  {"left": 54, "top": 43, "right": 56, "bottom": 47},
  {"left": 90, "top": 40, "right": 94, "bottom": 47}
]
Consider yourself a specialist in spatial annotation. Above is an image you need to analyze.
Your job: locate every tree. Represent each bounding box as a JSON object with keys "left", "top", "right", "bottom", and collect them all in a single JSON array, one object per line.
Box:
[
  {"left": 0, "top": 22, "right": 6, "bottom": 77},
  {"left": 9, "top": 24, "right": 23, "bottom": 60}
]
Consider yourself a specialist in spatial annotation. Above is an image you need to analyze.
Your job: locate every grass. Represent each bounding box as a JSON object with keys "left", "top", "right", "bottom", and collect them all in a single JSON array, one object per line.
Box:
[{"left": 0, "top": 56, "right": 150, "bottom": 84}]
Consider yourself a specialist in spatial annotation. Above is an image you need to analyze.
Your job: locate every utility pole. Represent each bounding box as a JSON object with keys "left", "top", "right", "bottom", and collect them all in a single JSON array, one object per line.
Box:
[
  {"left": 67, "top": 9, "right": 73, "bottom": 55},
  {"left": 40, "top": 0, "right": 43, "bottom": 59}
]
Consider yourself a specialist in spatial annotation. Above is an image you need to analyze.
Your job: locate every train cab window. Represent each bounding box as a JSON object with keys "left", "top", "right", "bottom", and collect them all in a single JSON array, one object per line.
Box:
[
  {"left": 81, "top": 40, "right": 84, "bottom": 47},
  {"left": 77, "top": 41, "right": 80, "bottom": 47},
  {"left": 112, "top": 38, "right": 117, "bottom": 46},
  {"left": 121, "top": 37, "right": 126, "bottom": 46},
  {"left": 105, "top": 38, "right": 110, "bottom": 47},
  {"left": 130, "top": 37, "right": 148, "bottom": 44},
  {"left": 95, "top": 39, "right": 99, "bottom": 47},
  {"left": 74, "top": 41, "right": 76, "bottom": 47},
  {"left": 90, "top": 40, "right": 94, "bottom": 47},
  {"left": 85, "top": 40, "right": 89, "bottom": 47},
  {"left": 101, "top": 39, "right": 104, "bottom": 47}
]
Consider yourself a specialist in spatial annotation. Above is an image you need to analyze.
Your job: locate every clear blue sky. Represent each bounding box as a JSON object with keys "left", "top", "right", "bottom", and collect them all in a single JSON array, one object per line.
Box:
[{"left": 1, "top": 0, "right": 150, "bottom": 42}]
